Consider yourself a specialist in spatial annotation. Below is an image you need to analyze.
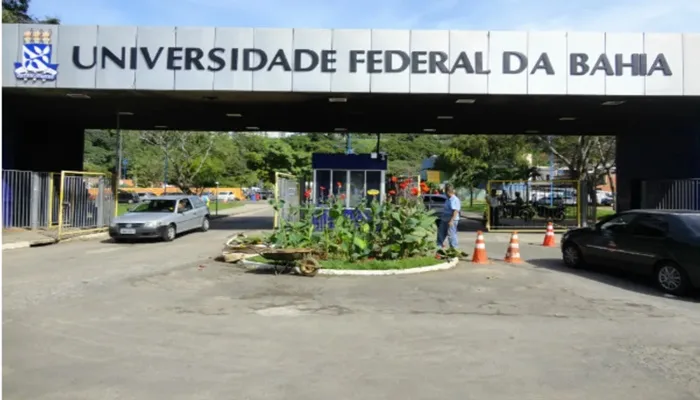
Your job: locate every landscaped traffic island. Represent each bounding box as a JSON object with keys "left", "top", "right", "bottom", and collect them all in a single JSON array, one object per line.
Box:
[{"left": 226, "top": 182, "right": 460, "bottom": 277}]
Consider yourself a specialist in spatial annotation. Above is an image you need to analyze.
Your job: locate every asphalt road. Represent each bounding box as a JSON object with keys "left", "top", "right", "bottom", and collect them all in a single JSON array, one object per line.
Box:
[{"left": 4, "top": 205, "right": 700, "bottom": 400}]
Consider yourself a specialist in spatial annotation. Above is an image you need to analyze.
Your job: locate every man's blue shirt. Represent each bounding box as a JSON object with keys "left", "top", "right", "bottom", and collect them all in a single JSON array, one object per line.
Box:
[{"left": 441, "top": 195, "right": 461, "bottom": 221}]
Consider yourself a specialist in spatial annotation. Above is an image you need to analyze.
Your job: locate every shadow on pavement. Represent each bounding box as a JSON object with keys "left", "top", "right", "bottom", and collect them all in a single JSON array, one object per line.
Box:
[
  {"left": 210, "top": 216, "right": 273, "bottom": 231},
  {"left": 457, "top": 218, "right": 485, "bottom": 233},
  {"left": 528, "top": 258, "right": 700, "bottom": 302}
]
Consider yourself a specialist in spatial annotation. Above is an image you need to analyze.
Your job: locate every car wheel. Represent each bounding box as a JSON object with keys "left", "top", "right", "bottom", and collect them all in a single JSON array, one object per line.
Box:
[
  {"left": 654, "top": 262, "right": 689, "bottom": 296},
  {"left": 562, "top": 243, "right": 584, "bottom": 268},
  {"left": 200, "top": 216, "right": 210, "bottom": 232},
  {"left": 162, "top": 224, "right": 177, "bottom": 242}
]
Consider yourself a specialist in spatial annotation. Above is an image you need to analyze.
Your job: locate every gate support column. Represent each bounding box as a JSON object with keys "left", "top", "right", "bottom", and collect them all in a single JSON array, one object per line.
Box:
[
  {"left": 30, "top": 172, "right": 40, "bottom": 230},
  {"left": 97, "top": 178, "right": 105, "bottom": 227}
]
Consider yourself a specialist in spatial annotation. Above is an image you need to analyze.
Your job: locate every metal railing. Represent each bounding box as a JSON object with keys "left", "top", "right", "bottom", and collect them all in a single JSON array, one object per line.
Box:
[
  {"left": 2, "top": 169, "right": 115, "bottom": 239},
  {"left": 641, "top": 179, "right": 700, "bottom": 210},
  {"left": 2, "top": 170, "right": 54, "bottom": 229},
  {"left": 57, "top": 170, "right": 115, "bottom": 239}
]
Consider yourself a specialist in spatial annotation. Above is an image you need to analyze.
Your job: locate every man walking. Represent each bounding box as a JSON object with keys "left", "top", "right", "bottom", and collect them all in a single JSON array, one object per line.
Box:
[
  {"left": 486, "top": 189, "right": 500, "bottom": 228},
  {"left": 437, "top": 184, "right": 461, "bottom": 249}
]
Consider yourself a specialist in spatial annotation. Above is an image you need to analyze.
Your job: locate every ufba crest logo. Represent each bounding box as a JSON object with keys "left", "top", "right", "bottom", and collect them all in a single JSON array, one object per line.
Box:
[{"left": 14, "top": 28, "right": 59, "bottom": 82}]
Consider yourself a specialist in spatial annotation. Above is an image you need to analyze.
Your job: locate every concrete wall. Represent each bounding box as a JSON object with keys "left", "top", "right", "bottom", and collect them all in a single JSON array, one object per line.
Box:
[
  {"left": 4, "top": 24, "right": 699, "bottom": 96},
  {"left": 616, "top": 131, "right": 700, "bottom": 211}
]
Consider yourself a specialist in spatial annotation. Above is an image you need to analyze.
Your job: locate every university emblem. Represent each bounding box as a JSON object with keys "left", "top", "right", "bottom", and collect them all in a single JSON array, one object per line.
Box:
[{"left": 14, "top": 28, "right": 59, "bottom": 82}]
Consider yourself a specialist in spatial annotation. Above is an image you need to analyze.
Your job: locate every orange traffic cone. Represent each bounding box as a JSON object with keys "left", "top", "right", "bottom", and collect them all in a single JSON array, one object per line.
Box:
[
  {"left": 504, "top": 231, "right": 522, "bottom": 263},
  {"left": 542, "top": 222, "right": 556, "bottom": 247},
  {"left": 471, "top": 231, "right": 489, "bottom": 264}
]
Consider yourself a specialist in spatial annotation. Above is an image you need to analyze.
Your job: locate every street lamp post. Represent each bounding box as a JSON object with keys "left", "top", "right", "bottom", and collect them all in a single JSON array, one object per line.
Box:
[
  {"left": 114, "top": 111, "right": 133, "bottom": 217},
  {"left": 163, "top": 154, "right": 168, "bottom": 194},
  {"left": 215, "top": 181, "right": 219, "bottom": 216}
]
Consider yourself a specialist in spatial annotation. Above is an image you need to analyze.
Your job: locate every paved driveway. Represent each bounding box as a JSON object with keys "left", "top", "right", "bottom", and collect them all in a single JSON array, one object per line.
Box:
[{"left": 3, "top": 208, "right": 700, "bottom": 400}]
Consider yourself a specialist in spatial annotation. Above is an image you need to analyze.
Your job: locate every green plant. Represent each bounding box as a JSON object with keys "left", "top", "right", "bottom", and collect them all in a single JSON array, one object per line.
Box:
[{"left": 267, "top": 195, "right": 437, "bottom": 262}]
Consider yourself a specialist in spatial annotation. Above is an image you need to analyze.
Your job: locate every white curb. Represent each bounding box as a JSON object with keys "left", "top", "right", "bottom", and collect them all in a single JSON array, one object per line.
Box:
[{"left": 241, "top": 257, "right": 460, "bottom": 276}]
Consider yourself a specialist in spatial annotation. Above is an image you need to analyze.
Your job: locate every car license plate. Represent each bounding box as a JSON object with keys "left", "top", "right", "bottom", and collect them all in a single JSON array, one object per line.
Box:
[{"left": 119, "top": 228, "right": 136, "bottom": 234}]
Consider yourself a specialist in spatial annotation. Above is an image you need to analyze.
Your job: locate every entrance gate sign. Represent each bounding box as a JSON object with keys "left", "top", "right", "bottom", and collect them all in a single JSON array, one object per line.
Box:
[
  {"left": 72, "top": 46, "right": 673, "bottom": 77},
  {"left": 3, "top": 24, "right": 699, "bottom": 96}
]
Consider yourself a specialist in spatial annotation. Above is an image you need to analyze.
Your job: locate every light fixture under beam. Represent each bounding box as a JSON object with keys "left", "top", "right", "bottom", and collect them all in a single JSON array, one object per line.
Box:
[
  {"left": 66, "top": 93, "right": 90, "bottom": 99},
  {"left": 437, "top": 116, "right": 453, "bottom": 120},
  {"left": 329, "top": 97, "right": 347, "bottom": 103},
  {"left": 559, "top": 117, "right": 576, "bottom": 121},
  {"left": 246, "top": 126, "right": 259, "bottom": 130},
  {"left": 455, "top": 98, "right": 475, "bottom": 104},
  {"left": 118, "top": 111, "right": 134, "bottom": 116},
  {"left": 601, "top": 100, "right": 625, "bottom": 106},
  {"left": 334, "top": 128, "right": 347, "bottom": 132},
  {"left": 226, "top": 113, "right": 242, "bottom": 117},
  {"left": 423, "top": 128, "right": 436, "bottom": 132},
  {"left": 154, "top": 125, "right": 168, "bottom": 129},
  {"left": 524, "top": 130, "right": 540, "bottom": 134}
]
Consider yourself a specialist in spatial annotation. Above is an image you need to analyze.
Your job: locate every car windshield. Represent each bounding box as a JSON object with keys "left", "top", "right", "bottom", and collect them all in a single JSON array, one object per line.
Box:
[
  {"left": 130, "top": 199, "right": 177, "bottom": 213},
  {"left": 681, "top": 214, "right": 700, "bottom": 235}
]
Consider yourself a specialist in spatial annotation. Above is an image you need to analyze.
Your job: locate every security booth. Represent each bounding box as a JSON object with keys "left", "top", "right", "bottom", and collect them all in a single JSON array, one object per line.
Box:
[{"left": 311, "top": 153, "right": 387, "bottom": 228}]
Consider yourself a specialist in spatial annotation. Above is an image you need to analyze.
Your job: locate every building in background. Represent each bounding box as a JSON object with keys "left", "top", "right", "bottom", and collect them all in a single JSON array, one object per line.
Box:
[{"left": 419, "top": 155, "right": 447, "bottom": 184}]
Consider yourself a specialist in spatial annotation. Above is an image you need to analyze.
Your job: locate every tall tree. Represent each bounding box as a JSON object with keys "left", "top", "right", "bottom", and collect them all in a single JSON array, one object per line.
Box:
[
  {"left": 534, "top": 135, "right": 616, "bottom": 202},
  {"left": 435, "top": 134, "right": 534, "bottom": 204},
  {"left": 139, "top": 130, "right": 217, "bottom": 194}
]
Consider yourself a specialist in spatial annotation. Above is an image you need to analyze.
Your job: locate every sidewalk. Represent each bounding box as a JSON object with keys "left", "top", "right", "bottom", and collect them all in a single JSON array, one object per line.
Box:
[
  {"left": 1, "top": 228, "right": 57, "bottom": 250},
  {"left": 2, "top": 203, "right": 272, "bottom": 251}
]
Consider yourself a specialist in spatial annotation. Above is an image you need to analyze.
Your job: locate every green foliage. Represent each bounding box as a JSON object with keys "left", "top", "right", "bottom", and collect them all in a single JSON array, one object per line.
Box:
[
  {"left": 2, "top": 0, "right": 59, "bottom": 23},
  {"left": 84, "top": 131, "right": 449, "bottom": 190},
  {"left": 436, "top": 135, "right": 535, "bottom": 189},
  {"left": 266, "top": 197, "right": 437, "bottom": 262}
]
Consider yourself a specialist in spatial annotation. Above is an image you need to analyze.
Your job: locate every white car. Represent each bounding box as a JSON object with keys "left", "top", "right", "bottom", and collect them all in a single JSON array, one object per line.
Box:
[{"left": 215, "top": 191, "right": 239, "bottom": 202}]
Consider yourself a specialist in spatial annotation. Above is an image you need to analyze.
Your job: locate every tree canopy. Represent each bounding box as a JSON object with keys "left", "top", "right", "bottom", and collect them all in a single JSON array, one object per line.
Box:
[
  {"left": 84, "top": 131, "right": 451, "bottom": 193},
  {"left": 2, "top": 0, "right": 59, "bottom": 24}
]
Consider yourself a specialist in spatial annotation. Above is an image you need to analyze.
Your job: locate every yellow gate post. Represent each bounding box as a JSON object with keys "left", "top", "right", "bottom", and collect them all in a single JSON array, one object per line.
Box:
[{"left": 485, "top": 181, "right": 492, "bottom": 232}]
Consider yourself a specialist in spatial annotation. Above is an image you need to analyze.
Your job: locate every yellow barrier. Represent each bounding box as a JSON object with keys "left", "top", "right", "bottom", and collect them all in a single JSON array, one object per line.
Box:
[{"left": 486, "top": 179, "right": 583, "bottom": 232}]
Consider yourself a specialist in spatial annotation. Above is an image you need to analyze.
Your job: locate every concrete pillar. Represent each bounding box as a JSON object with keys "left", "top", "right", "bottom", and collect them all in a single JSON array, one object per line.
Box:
[
  {"left": 2, "top": 118, "right": 85, "bottom": 171},
  {"left": 30, "top": 172, "right": 40, "bottom": 230}
]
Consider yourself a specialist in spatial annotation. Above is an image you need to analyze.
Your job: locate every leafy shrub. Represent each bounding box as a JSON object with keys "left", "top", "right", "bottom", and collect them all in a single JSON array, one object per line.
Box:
[{"left": 267, "top": 195, "right": 437, "bottom": 262}]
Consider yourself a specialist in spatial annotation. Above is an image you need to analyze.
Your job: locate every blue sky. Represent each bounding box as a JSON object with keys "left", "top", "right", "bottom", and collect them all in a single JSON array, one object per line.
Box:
[{"left": 30, "top": 0, "right": 700, "bottom": 32}]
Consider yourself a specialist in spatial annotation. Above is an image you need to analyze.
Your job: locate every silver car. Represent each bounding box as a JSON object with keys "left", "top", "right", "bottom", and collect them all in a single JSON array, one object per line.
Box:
[{"left": 109, "top": 195, "right": 211, "bottom": 242}]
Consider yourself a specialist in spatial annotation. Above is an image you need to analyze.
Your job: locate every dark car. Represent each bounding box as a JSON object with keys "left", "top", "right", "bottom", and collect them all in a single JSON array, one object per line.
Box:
[
  {"left": 117, "top": 190, "right": 139, "bottom": 204},
  {"left": 561, "top": 210, "right": 700, "bottom": 296}
]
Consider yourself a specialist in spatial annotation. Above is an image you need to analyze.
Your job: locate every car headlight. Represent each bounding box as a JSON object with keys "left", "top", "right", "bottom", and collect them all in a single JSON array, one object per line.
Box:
[
  {"left": 109, "top": 221, "right": 118, "bottom": 228},
  {"left": 144, "top": 221, "right": 162, "bottom": 228}
]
